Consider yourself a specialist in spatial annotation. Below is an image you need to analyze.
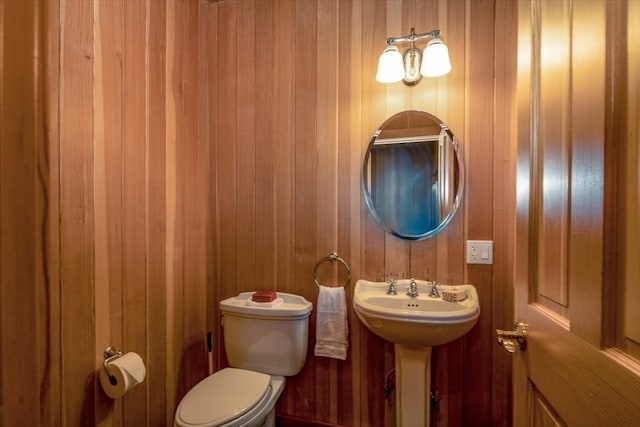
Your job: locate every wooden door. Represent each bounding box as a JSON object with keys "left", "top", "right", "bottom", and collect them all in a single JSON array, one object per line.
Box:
[{"left": 513, "top": 0, "right": 640, "bottom": 426}]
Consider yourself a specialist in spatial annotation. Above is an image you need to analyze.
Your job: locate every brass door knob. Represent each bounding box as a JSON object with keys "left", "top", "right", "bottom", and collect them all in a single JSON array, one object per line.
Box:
[{"left": 496, "top": 322, "right": 528, "bottom": 353}]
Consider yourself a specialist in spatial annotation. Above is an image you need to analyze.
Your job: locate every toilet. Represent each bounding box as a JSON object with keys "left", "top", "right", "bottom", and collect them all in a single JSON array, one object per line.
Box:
[{"left": 174, "top": 291, "right": 313, "bottom": 427}]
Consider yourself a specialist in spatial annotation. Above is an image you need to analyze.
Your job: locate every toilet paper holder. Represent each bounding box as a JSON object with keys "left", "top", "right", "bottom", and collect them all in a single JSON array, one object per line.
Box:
[{"left": 103, "top": 346, "right": 123, "bottom": 384}]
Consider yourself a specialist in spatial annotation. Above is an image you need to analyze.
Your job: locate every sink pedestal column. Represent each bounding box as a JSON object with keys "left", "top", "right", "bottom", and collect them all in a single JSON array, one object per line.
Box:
[{"left": 395, "top": 344, "right": 433, "bottom": 427}]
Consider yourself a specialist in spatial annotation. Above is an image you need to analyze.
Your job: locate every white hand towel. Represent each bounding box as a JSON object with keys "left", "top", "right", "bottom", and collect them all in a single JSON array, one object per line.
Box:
[{"left": 314, "top": 285, "right": 348, "bottom": 360}]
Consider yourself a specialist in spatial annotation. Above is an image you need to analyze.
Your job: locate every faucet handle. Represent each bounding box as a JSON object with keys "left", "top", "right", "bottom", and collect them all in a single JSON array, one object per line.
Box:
[
  {"left": 429, "top": 281, "right": 440, "bottom": 298},
  {"left": 386, "top": 278, "right": 398, "bottom": 295}
]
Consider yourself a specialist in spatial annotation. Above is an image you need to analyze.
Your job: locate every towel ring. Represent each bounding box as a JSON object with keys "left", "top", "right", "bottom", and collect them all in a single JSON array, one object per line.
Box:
[{"left": 313, "top": 252, "right": 351, "bottom": 289}]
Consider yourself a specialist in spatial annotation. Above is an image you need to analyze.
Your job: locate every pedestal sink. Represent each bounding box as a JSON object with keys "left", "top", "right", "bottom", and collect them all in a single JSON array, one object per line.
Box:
[{"left": 353, "top": 279, "right": 480, "bottom": 427}]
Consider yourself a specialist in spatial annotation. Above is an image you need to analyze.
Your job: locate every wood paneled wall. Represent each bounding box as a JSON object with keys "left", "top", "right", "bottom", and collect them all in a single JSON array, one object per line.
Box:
[
  {"left": 1, "top": 0, "right": 212, "bottom": 425},
  {"left": 207, "top": 1, "right": 516, "bottom": 426},
  {"left": 0, "top": 1, "right": 516, "bottom": 426}
]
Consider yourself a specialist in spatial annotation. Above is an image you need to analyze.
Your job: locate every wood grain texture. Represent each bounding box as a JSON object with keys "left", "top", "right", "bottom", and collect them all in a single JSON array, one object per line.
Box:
[
  {"left": 536, "top": 0, "right": 570, "bottom": 310},
  {"left": 164, "top": 0, "right": 179, "bottom": 418},
  {"left": 59, "top": 1, "right": 96, "bottom": 424},
  {"left": 2, "top": 1, "right": 211, "bottom": 426},
  {"left": 147, "top": 0, "right": 168, "bottom": 424},
  {"left": 618, "top": 0, "right": 640, "bottom": 359},
  {"left": 122, "top": 2, "right": 148, "bottom": 424},
  {"left": 208, "top": 1, "right": 514, "bottom": 426},
  {"left": 515, "top": 1, "right": 640, "bottom": 425},
  {"left": 460, "top": 1, "right": 496, "bottom": 425},
  {"left": 206, "top": 0, "right": 222, "bottom": 383},
  {"left": 0, "top": 1, "right": 518, "bottom": 426},
  {"left": 568, "top": 0, "right": 606, "bottom": 347},
  {"left": 93, "top": 1, "right": 124, "bottom": 423},
  {"left": 492, "top": 1, "right": 517, "bottom": 426},
  {"left": 0, "top": 1, "right": 42, "bottom": 425}
]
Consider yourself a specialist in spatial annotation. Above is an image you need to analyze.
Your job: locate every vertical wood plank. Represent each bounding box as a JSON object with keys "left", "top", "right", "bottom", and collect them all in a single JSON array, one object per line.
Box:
[
  {"left": 343, "top": 1, "right": 364, "bottom": 424},
  {"left": 146, "top": 0, "right": 168, "bottom": 424},
  {"left": 216, "top": 0, "right": 238, "bottom": 308},
  {"left": 254, "top": 0, "right": 276, "bottom": 289},
  {"left": 274, "top": 0, "right": 295, "bottom": 293},
  {"left": 172, "top": 6, "right": 188, "bottom": 399},
  {"left": 383, "top": 0, "right": 410, "bottom": 284},
  {"left": 207, "top": 0, "right": 223, "bottom": 376},
  {"left": 165, "top": 0, "right": 181, "bottom": 412},
  {"left": 197, "top": 0, "right": 213, "bottom": 383},
  {"left": 122, "top": 0, "right": 148, "bottom": 424},
  {"left": 213, "top": 0, "right": 238, "bottom": 374},
  {"left": 431, "top": 1, "right": 467, "bottom": 426},
  {"left": 463, "top": 0, "right": 495, "bottom": 426},
  {"left": 1, "top": 2, "right": 4, "bottom": 414},
  {"left": 361, "top": 0, "right": 388, "bottom": 286},
  {"left": 337, "top": 0, "right": 358, "bottom": 424},
  {"left": 360, "top": 0, "right": 392, "bottom": 424},
  {"left": 59, "top": 0, "right": 96, "bottom": 424},
  {"left": 93, "top": 0, "right": 124, "bottom": 423},
  {"left": 235, "top": 0, "right": 256, "bottom": 296},
  {"left": 289, "top": 0, "right": 318, "bottom": 420},
  {"left": 0, "top": 1, "right": 41, "bottom": 425},
  {"left": 315, "top": 0, "right": 339, "bottom": 422},
  {"left": 436, "top": 0, "right": 465, "bottom": 289},
  {"left": 43, "top": 0, "right": 62, "bottom": 424},
  {"left": 181, "top": 0, "right": 209, "bottom": 395}
]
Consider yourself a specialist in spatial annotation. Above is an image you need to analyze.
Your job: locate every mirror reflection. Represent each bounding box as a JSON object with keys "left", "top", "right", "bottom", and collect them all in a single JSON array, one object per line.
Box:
[{"left": 362, "top": 110, "right": 463, "bottom": 240}]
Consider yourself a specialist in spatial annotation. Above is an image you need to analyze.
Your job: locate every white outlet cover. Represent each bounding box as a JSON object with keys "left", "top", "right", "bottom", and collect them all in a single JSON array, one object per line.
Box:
[{"left": 466, "top": 240, "right": 493, "bottom": 264}]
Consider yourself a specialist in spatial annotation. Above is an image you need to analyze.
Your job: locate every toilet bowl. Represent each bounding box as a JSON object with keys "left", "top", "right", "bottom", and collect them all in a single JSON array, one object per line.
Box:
[
  {"left": 174, "top": 292, "right": 312, "bottom": 427},
  {"left": 174, "top": 368, "right": 285, "bottom": 427}
]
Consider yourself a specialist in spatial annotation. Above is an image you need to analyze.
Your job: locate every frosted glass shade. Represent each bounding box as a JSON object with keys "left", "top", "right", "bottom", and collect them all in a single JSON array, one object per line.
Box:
[
  {"left": 421, "top": 39, "right": 452, "bottom": 77},
  {"left": 376, "top": 45, "right": 405, "bottom": 83}
]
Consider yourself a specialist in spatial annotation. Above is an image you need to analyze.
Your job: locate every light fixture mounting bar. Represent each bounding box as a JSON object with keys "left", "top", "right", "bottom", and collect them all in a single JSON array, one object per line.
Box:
[{"left": 385, "top": 28, "right": 441, "bottom": 45}]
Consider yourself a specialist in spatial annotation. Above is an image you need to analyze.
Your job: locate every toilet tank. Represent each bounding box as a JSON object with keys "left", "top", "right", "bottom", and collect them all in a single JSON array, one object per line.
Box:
[{"left": 220, "top": 292, "right": 313, "bottom": 376}]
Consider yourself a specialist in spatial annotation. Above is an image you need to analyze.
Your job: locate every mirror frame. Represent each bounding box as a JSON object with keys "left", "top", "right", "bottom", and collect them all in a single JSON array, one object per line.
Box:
[{"left": 361, "top": 110, "right": 465, "bottom": 240}]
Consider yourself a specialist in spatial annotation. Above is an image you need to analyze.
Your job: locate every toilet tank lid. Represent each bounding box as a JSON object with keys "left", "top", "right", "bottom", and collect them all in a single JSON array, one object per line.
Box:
[
  {"left": 175, "top": 368, "right": 271, "bottom": 426},
  {"left": 220, "top": 292, "right": 313, "bottom": 319}
]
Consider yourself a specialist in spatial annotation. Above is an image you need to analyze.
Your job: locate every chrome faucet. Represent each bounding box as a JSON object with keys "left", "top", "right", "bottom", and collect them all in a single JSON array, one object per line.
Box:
[
  {"left": 429, "top": 281, "right": 440, "bottom": 298},
  {"left": 406, "top": 278, "right": 419, "bottom": 297},
  {"left": 386, "top": 278, "right": 398, "bottom": 295}
]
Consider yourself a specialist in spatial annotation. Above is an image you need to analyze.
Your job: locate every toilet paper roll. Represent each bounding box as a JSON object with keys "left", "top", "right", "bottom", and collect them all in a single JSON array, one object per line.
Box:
[{"left": 99, "top": 352, "right": 146, "bottom": 399}]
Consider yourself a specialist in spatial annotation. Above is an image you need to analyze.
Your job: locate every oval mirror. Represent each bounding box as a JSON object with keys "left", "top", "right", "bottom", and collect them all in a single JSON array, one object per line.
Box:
[{"left": 362, "top": 110, "right": 464, "bottom": 240}]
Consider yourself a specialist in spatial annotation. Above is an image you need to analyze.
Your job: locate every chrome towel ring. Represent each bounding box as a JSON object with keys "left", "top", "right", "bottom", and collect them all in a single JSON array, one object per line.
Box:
[{"left": 313, "top": 252, "right": 351, "bottom": 289}]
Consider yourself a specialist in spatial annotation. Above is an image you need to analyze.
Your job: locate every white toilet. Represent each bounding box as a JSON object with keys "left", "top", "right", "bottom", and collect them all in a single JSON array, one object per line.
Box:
[{"left": 174, "top": 291, "right": 313, "bottom": 427}]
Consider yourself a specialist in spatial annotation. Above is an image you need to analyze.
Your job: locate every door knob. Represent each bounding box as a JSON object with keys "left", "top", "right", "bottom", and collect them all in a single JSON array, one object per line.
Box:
[{"left": 496, "top": 322, "right": 528, "bottom": 353}]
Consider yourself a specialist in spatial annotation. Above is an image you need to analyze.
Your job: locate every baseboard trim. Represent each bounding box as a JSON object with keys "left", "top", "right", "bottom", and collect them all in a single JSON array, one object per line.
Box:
[{"left": 275, "top": 414, "right": 343, "bottom": 427}]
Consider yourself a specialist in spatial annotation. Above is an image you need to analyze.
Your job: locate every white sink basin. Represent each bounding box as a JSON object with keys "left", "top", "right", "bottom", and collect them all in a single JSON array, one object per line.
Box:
[
  {"left": 354, "top": 279, "right": 480, "bottom": 426},
  {"left": 353, "top": 279, "right": 480, "bottom": 348}
]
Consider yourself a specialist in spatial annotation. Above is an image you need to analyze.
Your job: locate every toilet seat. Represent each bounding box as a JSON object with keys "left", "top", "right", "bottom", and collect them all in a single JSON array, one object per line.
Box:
[{"left": 175, "top": 368, "right": 273, "bottom": 427}]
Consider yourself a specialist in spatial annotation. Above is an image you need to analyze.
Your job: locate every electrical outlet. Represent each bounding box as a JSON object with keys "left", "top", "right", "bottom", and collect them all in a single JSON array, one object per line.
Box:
[{"left": 466, "top": 240, "right": 493, "bottom": 264}]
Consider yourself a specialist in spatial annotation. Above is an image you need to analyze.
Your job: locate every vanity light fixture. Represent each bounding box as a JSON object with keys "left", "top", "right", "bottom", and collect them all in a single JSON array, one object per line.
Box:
[{"left": 376, "top": 27, "right": 452, "bottom": 86}]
